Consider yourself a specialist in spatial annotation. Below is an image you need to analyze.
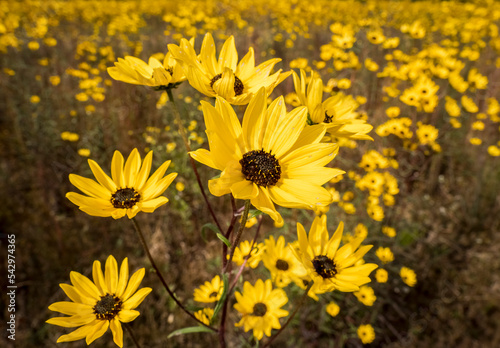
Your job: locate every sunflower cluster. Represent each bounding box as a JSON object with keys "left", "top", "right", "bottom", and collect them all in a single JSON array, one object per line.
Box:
[{"left": 8, "top": 0, "right": 500, "bottom": 346}]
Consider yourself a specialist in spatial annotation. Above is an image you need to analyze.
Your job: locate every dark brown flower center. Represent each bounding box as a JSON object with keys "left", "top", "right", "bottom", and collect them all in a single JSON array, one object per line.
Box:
[
  {"left": 324, "top": 111, "right": 334, "bottom": 123},
  {"left": 312, "top": 255, "right": 337, "bottom": 279},
  {"left": 111, "top": 188, "right": 140, "bottom": 209},
  {"left": 210, "top": 73, "right": 244, "bottom": 96},
  {"left": 209, "top": 291, "right": 218, "bottom": 298},
  {"left": 93, "top": 294, "right": 122, "bottom": 320},
  {"left": 276, "top": 259, "right": 289, "bottom": 271},
  {"left": 252, "top": 302, "right": 267, "bottom": 317},
  {"left": 240, "top": 149, "right": 281, "bottom": 187}
]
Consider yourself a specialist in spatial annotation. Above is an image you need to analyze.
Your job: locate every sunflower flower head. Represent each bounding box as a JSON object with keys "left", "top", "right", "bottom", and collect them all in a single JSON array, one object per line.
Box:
[
  {"left": 293, "top": 215, "right": 378, "bottom": 293},
  {"left": 66, "top": 149, "right": 177, "bottom": 219},
  {"left": 46, "top": 255, "right": 151, "bottom": 347},
  {"left": 261, "top": 235, "right": 307, "bottom": 288},
  {"left": 108, "top": 41, "right": 193, "bottom": 89},
  {"left": 292, "top": 69, "right": 373, "bottom": 141},
  {"left": 193, "top": 275, "right": 224, "bottom": 303},
  {"left": 190, "top": 87, "right": 344, "bottom": 225},
  {"left": 168, "top": 33, "right": 291, "bottom": 105},
  {"left": 234, "top": 279, "right": 289, "bottom": 340}
]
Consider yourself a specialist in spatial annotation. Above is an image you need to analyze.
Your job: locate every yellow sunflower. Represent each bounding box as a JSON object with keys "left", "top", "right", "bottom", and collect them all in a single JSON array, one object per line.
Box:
[
  {"left": 293, "top": 215, "right": 378, "bottom": 293},
  {"left": 193, "top": 275, "right": 224, "bottom": 303},
  {"left": 167, "top": 33, "right": 291, "bottom": 105},
  {"left": 107, "top": 42, "right": 192, "bottom": 89},
  {"left": 66, "top": 149, "right": 177, "bottom": 219},
  {"left": 190, "top": 88, "right": 343, "bottom": 224},
  {"left": 46, "top": 255, "right": 151, "bottom": 347},
  {"left": 234, "top": 279, "right": 289, "bottom": 340},
  {"left": 230, "top": 240, "right": 265, "bottom": 269},
  {"left": 292, "top": 69, "right": 373, "bottom": 141},
  {"left": 261, "top": 235, "right": 307, "bottom": 288}
]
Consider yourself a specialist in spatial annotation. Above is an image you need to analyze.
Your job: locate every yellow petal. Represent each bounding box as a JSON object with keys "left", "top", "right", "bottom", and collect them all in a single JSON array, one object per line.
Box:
[
  {"left": 242, "top": 87, "right": 267, "bottom": 150},
  {"left": 212, "top": 67, "right": 236, "bottom": 99},
  {"left": 69, "top": 272, "right": 100, "bottom": 301},
  {"left": 236, "top": 47, "right": 255, "bottom": 81},
  {"left": 135, "top": 151, "right": 153, "bottom": 191},
  {"left": 111, "top": 151, "right": 125, "bottom": 188},
  {"left": 48, "top": 302, "right": 93, "bottom": 316},
  {"left": 56, "top": 323, "right": 95, "bottom": 343},
  {"left": 138, "top": 196, "right": 168, "bottom": 213},
  {"left": 110, "top": 318, "right": 124, "bottom": 348},
  {"left": 105, "top": 255, "right": 119, "bottom": 294},
  {"left": 92, "top": 260, "right": 108, "bottom": 296},
  {"left": 218, "top": 35, "right": 238, "bottom": 72},
  {"left": 142, "top": 173, "right": 177, "bottom": 200},
  {"left": 117, "top": 309, "right": 140, "bottom": 323},
  {"left": 46, "top": 313, "right": 95, "bottom": 328},
  {"left": 68, "top": 174, "right": 111, "bottom": 199},
  {"left": 121, "top": 268, "right": 145, "bottom": 302},
  {"left": 88, "top": 159, "right": 117, "bottom": 193},
  {"left": 122, "top": 287, "right": 152, "bottom": 310},
  {"left": 123, "top": 149, "right": 141, "bottom": 188},
  {"left": 230, "top": 180, "right": 259, "bottom": 199},
  {"left": 115, "top": 258, "right": 129, "bottom": 299},
  {"left": 85, "top": 319, "right": 109, "bottom": 345}
]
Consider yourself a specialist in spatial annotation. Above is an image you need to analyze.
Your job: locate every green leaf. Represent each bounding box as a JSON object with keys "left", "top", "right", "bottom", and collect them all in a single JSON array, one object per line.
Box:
[
  {"left": 201, "top": 223, "right": 221, "bottom": 243},
  {"left": 216, "top": 233, "right": 231, "bottom": 248},
  {"left": 211, "top": 273, "right": 229, "bottom": 325},
  {"left": 247, "top": 209, "right": 263, "bottom": 220},
  {"left": 167, "top": 326, "right": 214, "bottom": 338}
]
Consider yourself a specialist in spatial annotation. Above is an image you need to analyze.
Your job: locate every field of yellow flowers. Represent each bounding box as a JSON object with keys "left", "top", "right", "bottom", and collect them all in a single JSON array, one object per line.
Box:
[{"left": 2, "top": 0, "right": 500, "bottom": 347}]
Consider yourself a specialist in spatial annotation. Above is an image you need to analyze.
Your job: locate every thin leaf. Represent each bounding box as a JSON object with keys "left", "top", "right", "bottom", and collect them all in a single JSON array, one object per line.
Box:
[
  {"left": 167, "top": 326, "right": 214, "bottom": 338},
  {"left": 247, "top": 209, "right": 263, "bottom": 220},
  {"left": 201, "top": 223, "right": 221, "bottom": 243},
  {"left": 216, "top": 233, "right": 231, "bottom": 248},
  {"left": 211, "top": 273, "right": 229, "bottom": 325}
]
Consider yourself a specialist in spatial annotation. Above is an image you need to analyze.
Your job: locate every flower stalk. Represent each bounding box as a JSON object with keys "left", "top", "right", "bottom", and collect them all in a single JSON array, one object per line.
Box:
[{"left": 131, "top": 218, "right": 217, "bottom": 332}]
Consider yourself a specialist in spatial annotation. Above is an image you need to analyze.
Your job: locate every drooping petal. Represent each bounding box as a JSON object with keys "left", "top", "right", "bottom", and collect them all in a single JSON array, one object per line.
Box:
[
  {"left": 56, "top": 323, "right": 95, "bottom": 343},
  {"left": 85, "top": 319, "right": 109, "bottom": 345},
  {"left": 110, "top": 318, "right": 124, "bottom": 348}
]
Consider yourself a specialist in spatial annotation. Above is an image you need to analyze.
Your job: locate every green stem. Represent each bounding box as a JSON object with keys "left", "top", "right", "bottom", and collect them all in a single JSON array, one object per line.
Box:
[
  {"left": 262, "top": 282, "right": 314, "bottom": 348},
  {"left": 131, "top": 218, "right": 217, "bottom": 332},
  {"left": 223, "top": 200, "right": 252, "bottom": 274},
  {"left": 166, "top": 88, "right": 223, "bottom": 233}
]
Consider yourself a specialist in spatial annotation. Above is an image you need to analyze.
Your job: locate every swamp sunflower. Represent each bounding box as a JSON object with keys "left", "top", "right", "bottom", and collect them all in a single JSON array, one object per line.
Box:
[
  {"left": 234, "top": 279, "right": 289, "bottom": 340},
  {"left": 293, "top": 215, "right": 377, "bottom": 294},
  {"left": 46, "top": 256, "right": 151, "bottom": 347},
  {"left": 66, "top": 149, "right": 177, "bottom": 219},
  {"left": 167, "top": 33, "right": 291, "bottom": 105},
  {"left": 190, "top": 88, "right": 343, "bottom": 225},
  {"left": 108, "top": 42, "right": 192, "bottom": 89},
  {"left": 292, "top": 69, "right": 373, "bottom": 141}
]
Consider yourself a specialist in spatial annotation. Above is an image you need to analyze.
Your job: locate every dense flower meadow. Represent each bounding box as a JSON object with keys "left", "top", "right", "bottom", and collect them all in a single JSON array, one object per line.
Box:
[{"left": 2, "top": 0, "right": 500, "bottom": 347}]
